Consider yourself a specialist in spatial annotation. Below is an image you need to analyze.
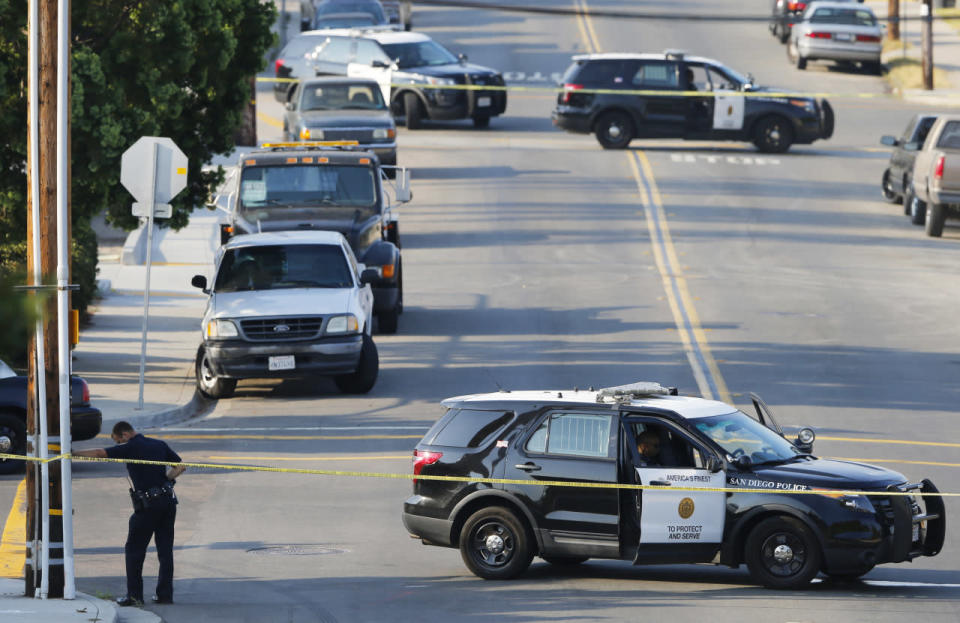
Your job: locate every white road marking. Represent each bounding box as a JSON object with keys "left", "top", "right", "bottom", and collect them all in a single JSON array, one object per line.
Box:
[
  {"left": 157, "top": 426, "right": 430, "bottom": 432},
  {"left": 812, "top": 578, "right": 960, "bottom": 588},
  {"left": 502, "top": 70, "right": 564, "bottom": 83},
  {"left": 670, "top": 153, "right": 781, "bottom": 166}
]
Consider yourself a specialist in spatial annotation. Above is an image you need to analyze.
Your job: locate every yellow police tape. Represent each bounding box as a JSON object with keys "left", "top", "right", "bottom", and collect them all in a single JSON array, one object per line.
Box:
[
  {"left": 1, "top": 452, "right": 955, "bottom": 498},
  {"left": 256, "top": 76, "right": 919, "bottom": 100}
]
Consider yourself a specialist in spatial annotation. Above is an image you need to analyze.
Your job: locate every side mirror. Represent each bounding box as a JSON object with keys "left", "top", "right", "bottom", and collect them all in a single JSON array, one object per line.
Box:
[
  {"left": 458, "top": 52, "right": 468, "bottom": 65},
  {"left": 394, "top": 168, "right": 412, "bottom": 203},
  {"left": 705, "top": 455, "right": 723, "bottom": 473},
  {"left": 880, "top": 135, "right": 898, "bottom": 147},
  {"left": 285, "top": 101, "right": 296, "bottom": 111},
  {"left": 371, "top": 59, "right": 390, "bottom": 68},
  {"left": 191, "top": 275, "right": 208, "bottom": 291},
  {"left": 794, "top": 427, "right": 816, "bottom": 453},
  {"left": 360, "top": 268, "right": 380, "bottom": 284},
  {"left": 735, "top": 454, "right": 753, "bottom": 469},
  {"left": 904, "top": 141, "right": 920, "bottom": 152}
]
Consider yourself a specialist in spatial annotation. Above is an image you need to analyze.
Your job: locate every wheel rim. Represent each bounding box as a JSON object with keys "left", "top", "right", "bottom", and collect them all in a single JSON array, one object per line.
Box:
[
  {"left": 0, "top": 424, "right": 20, "bottom": 460},
  {"left": 470, "top": 519, "right": 516, "bottom": 569},
  {"left": 199, "top": 352, "right": 218, "bottom": 390},
  {"left": 764, "top": 123, "right": 782, "bottom": 147},
  {"left": 760, "top": 531, "right": 807, "bottom": 578},
  {"left": 882, "top": 175, "right": 895, "bottom": 199}
]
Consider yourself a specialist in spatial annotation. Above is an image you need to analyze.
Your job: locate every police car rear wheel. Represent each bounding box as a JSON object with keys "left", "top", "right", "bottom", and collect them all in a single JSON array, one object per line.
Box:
[
  {"left": 0, "top": 414, "right": 26, "bottom": 475},
  {"left": 460, "top": 506, "right": 533, "bottom": 580},
  {"left": 753, "top": 116, "right": 794, "bottom": 153},
  {"left": 595, "top": 111, "right": 634, "bottom": 150},
  {"left": 195, "top": 346, "right": 236, "bottom": 399},
  {"left": 745, "top": 516, "right": 822, "bottom": 589}
]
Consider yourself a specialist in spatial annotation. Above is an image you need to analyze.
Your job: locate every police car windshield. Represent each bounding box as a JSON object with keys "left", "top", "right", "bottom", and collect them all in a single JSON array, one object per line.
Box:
[
  {"left": 381, "top": 41, "right": 458, "bottom": 68},
  {"left": 239, "top": 164, "right": 376, "bottom": 210},
  {"left": 214, "top": 244, "right": 354, "bottom": 292},
  {"left": 693, "top": 412, "right": 802, "bottom": 464}
]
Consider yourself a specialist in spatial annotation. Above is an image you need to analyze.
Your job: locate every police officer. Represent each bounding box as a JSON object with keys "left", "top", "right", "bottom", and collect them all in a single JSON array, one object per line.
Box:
[
  {"left": 636, "top": 430, "right": 662, "bottom": 466},
  {"left": 75, "top": 421, "right": 184, "bottom": 607}
]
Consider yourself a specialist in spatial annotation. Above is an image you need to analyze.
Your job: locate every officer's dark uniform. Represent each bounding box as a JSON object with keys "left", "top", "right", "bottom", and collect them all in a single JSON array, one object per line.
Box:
[{"left": 106, "top": 434, "right": 182, "bottom": 603}]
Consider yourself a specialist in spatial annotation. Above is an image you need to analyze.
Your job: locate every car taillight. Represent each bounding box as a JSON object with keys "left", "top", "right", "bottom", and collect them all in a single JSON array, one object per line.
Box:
[
  {"left": 412, "top": 450, "right": 442, "bottom": 483},
  {"left": 856, "top": 34, "right": 881, "bottom": 43},
  {"left": 805, "top": 31, "right": 832, "bottom": 39},
  {"left": 79, "top": 379, "right": 89, "bottom": 405},
  {"left": 787, "top": 1, "right": 806, "bottom": 11},
  {"left": 275, "top": 59, "right": 285, "bottom": 76},
  {"left": 935, "top": 155, "right": 945, "bottom": 179},
  {"left": 561, "top": 83, "right": 583, "bottom": 104}
]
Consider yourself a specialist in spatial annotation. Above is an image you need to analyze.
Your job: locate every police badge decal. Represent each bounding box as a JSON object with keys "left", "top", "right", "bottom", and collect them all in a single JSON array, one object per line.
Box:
[{"left": 678, "top": 497, "right": 695, "bottom": 519}]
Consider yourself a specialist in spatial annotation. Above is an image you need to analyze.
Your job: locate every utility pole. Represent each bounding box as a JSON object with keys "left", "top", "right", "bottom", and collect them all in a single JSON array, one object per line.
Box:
[
  {"left": 25, "top": 0, "right": 67, "bottom": 598},
  {"left": 922, "top": 0, "right": 934, "bottom": 90},
  {"left": 888, "top": 0, "right": 900, "bottom": 40}
]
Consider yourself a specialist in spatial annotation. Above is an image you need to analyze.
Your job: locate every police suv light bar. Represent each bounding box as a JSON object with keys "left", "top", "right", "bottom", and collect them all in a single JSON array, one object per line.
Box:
[
  {"left": 597, "top": 381, "right": 675, "bottom": 402},
  {"left": 260, "top": 141, "right": 360, "bottom": 149}
]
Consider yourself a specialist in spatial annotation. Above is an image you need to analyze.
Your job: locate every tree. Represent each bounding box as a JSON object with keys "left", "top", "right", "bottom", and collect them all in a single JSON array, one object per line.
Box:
[{"left": 0, "top": 0, "right": 276, "bottom": 320}]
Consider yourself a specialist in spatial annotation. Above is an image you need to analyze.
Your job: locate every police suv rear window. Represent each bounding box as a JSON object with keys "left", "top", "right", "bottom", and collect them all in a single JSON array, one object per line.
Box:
[{"left": 427, "top": 409, "right": 513, "bottom": 448}]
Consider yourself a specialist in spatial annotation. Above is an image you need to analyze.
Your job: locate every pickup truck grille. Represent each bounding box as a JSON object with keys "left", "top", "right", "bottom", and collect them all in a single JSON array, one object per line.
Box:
[{"left": 240, "top": 316, "right": 324, "bottom": 341}]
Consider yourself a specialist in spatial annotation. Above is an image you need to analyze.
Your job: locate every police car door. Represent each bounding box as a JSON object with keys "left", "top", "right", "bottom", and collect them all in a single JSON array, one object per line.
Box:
[
  {"left": 347, "top": 39, "right": 394, "bottom": 104},
  {"left": 622, "top": 415, "right": 726, "bottom": 564},
  {"left": 707, "top": 65, "right": 745, "bottom": 132}
]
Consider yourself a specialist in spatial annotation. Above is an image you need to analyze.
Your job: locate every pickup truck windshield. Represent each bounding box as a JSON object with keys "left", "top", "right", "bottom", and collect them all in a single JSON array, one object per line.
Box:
[
  {"left": 693, "top": 412, "right": 801, "bottom": 464},
  {"left": 239, "top": 164, "right": 376, "bottom": 210},
  {"left": 215, "top": 244, "right": 354, "bottom": 292}
]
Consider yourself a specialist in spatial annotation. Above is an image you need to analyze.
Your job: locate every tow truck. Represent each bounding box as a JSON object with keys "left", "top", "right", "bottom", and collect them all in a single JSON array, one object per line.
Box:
[{"left": 213, "top": 141, "right": 411, "bottom": 333}]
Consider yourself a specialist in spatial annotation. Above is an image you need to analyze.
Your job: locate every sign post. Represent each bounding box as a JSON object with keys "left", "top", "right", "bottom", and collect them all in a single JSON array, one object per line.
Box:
[{"left": 120, "top": 137, "right": 188, "bottom": 409}]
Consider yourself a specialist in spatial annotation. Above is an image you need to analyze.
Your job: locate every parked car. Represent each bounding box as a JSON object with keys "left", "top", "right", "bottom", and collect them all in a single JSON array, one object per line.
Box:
[
  {"left": 283, "top": 77, "right": 397, "bottom": 167},
  {"left": 0, "top": 359, "right": 102, "bottom": 474},
  {"left": 770, "top": 0, "right": 863, "bottom": 44},
  {"left": 787, "top": 2, "right": 883, "bottom": 74},
  {"left": 402, "top": 382, "right": 945, "bottom": 589},
  {"left": 191, "top": 231, "right": 379, "bottom": 398},
  {"left": 274, "top": 29, "right": 507, "bottom": 129},
  {"left": 880, "top": 114, "right": 938, "bottom": 224},
  {"left": 552, "top": 50, "right": 833, "bottom": 152},
  {"left": 301, "top": 0, "right": 387, "bottom": 31},
  {"left": 314, "top": 11, "right": 381, "bottom": 30},
  {"left": 380, "top": 0, "right": 412, "bottom": 30},
  {"left": 910, "top": 115, "right": 960, "bottom": 237}
]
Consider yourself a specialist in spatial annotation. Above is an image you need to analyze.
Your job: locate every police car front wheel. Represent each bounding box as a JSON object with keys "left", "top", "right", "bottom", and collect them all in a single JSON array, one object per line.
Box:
[
  {"left": 459, "top": 506, "right": 534, "bottom": 580},
  {"left": 744, "top": 516, "right": 822, "bottom": 589},
  {"left": 753, "top": 116, "right": 794, "bottom": 153}
]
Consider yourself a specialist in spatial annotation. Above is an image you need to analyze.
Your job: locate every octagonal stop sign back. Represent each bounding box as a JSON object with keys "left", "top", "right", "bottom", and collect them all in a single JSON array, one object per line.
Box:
[{"left": 120, "top": 137, "right": 188, "bottom": 213}]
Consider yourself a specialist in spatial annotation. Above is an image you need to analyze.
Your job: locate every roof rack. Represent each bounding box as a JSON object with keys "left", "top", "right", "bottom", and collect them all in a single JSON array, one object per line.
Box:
[
  {"left": 597, "top": 381, "right": 676, "bottom": 403},
  {"left": 258, "top": 141, "right": 362, "bottom": 151}
]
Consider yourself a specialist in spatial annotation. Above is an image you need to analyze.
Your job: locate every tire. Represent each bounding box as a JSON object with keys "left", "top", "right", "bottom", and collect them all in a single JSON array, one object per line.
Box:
[
  {"left": 473, "top": 114, "right": 491, "bottom": 129},
  {"left": 925, "top": 202, "right": 946, "bottom": 237},
  {"left": 881, "top": 169, "right": 900, "bottom": 204},
  {"left": 753, "top": 116, "right": 794, "bottom": 153},
  {"left": 195, "top": 345, "right": 237, "bottom": 399},
  {"left": 542, "top": 555, "right": 588, "bottom": 566},
  {"left": 404, "top": 92, "right": 423, "bottom": 130},
  {"left": 377, "top": 303, "right": 399, "bottom": 334},
  {"left": 779, "top": 24, "right": 790, "bottom": 44},
  {"left": 334, "top": 333, "right": 379, "bottom": 394},
  {"left": 744, "top": 516, "right": 822, "bottom": 589},
  {"left": 909, "top": 190, "right": 927, "bottom": 226},
  {"left": 796, "top": 52, "right": 807, "bottom": 71},
  {"left": 866, "top": 61, "right": 884, "bottom": 76},
  {"left": 594, "top": 111, "right": 634, "bottom": 150},
  {"left": 0, "top": 413, "right": 26, "bottom": 475},
  {"left": 459, "top": 506, "right": 534, "bottom": 580}
]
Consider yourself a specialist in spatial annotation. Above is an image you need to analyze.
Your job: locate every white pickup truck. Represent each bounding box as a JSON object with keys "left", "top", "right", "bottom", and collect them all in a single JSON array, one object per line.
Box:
[{"left": 912, "top": 115, "right": 960, "bottom": 237}]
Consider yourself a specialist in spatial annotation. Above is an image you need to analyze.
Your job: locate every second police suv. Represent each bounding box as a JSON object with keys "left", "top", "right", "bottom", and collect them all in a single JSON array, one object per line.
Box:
[
  {"left": 402, "top": 382, "right": 945, "bottom": 589},
  {"left": 552, "top": 51, "right": 834, "bottom": 152}
]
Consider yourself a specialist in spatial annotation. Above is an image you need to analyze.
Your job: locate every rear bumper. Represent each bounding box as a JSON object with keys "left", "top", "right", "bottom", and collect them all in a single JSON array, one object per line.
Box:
[
  {"left": 70, "top": 406, "right": 102, "bottom": 441},
  {"left": 204, "top": 335, "right": 363, "bottom": 379},
  {"left": 552, "top": 109, "right": 593, "bottom": 134},
  {"left": 403, "top": 502, "right": 454, "bottom": 547},
  {"left": 798, "top": 41, "right": 881, "bottom": 62}
]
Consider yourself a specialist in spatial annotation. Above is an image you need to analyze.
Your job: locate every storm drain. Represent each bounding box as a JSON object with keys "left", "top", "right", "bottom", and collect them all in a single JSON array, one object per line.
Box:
[{"left": 246, "top": 545, "right": 348, "bottom": 556}]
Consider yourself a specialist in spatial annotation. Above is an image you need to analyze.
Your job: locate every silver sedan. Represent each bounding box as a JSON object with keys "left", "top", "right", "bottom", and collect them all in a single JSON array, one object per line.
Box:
[{"left": 788, "top": 1, "right": 883, "bottom": 74}]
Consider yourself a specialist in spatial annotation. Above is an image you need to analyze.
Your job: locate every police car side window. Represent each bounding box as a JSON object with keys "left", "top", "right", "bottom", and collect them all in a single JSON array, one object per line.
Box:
[
  {"left": 583, "top": 60, "right": 631, "bottom": 87},
  {"left": 632, "top": 61, "right": 679, "bottom": 89},
  {"left": 526, "top": 412, "right": 614, "bottom": 458},
  {"left": 431, "top": 409, "right": 513, "bottom": 448},
  {"left": 355, "top": 39, "right": 389, "bottom": 66},
  {"left": 707, "top": 67, "right": 737, "bottom": 91}
]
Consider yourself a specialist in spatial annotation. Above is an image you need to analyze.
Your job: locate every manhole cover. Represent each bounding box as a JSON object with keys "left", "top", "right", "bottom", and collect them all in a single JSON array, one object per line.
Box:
[{"left": 246, "top": 545, "right": 348, "bottom": 556}]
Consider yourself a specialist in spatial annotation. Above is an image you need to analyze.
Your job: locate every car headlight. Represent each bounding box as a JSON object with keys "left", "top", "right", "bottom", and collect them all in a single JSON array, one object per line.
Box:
[
  {"left": 839, "top": 495, "right": 875, "bottom": 514},
  {"left": 300, "top": 127, "right": 323, "bottom": 140},
  {"left": 788, "top": 99, "right": 816, "bottom": 114},
  {"left": 373, "top": 128, "right": 391, "bottom": 139},
  {"left": 423, "top": 75, "right": 455, "bottom": 86},
  {"left": 325, "top": 314, "right": 359, "bottom": 334},
  {"left": 206, "top": 319, "right": 239, "bottom": 338}
]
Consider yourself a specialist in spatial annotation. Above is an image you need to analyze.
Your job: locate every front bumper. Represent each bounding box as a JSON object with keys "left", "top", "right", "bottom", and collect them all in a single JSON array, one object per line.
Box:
[
  {"left": 70, "top": 406, "right": 102, "bottom": 441},
  {"left": 204, "top": 334, "right": 363, "bottom": 379},
  {"left": 422, "top": 87, "right": 507, "bottom": 121}
]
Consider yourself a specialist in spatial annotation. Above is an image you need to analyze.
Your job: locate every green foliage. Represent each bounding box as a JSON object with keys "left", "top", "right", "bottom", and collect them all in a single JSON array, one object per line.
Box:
[
  {"left": 0, "top": 0, "right": 276, "bottom": 314},
  {"left": 0, "top": 267, "right": 42, "bottom": 367}
]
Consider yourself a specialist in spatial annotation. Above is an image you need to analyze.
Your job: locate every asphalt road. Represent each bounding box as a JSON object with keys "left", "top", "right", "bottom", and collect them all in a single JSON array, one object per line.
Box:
[{"left": 5, "top": 1, "right": 960, "bottom": 621}]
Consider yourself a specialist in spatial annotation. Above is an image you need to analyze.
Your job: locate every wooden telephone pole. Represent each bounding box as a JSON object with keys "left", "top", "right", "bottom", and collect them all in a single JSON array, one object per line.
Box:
[
  {"left": 922, "top": 0, "right": 934, "bottom": 90},
  {"left": 25, "top": 0, "right": 68, "bottom": 598},
  {"left": 888, "top": 0, "right": 901, "bottom": 40}
]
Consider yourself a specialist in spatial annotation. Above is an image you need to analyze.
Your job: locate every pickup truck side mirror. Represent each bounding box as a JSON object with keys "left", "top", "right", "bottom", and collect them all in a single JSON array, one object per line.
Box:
[
  {"left": 191, "top": 275, "right": 208, "bottom": 291},
  {"left": 904, "top": 141, "right": 920, "bottom": 152},
  {"left": 880, "top": 135, "right": 898, "bottom": 147},
  {"left": 394, "top": 168, "right": 412, "bottom": 203},
  {"left": 360, "top": 268, "right": 380, "bottom": 285},
  {"left": 285, "top": 101, "right": 296, "bottom": 111}
]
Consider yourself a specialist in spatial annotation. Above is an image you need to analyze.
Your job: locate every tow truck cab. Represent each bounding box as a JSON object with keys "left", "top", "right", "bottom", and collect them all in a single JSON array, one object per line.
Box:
[{"left": 214, "top": 142, "right": 411, "bottom": 333}]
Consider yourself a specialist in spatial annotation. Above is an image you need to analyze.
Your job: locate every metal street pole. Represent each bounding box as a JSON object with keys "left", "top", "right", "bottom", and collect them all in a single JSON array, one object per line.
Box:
[
  {"left": 922, "top": 0, "right": 934, "bottom": 90},
  {"left": 136, "top": 142, "right": 159, "bottom": 410}
]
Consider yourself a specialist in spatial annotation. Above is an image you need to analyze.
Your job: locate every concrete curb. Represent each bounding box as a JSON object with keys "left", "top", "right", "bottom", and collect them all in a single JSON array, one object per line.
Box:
[
  {"left": 0, "top": 578, "right": 118, "bottom": 623},
  {"left": 101, "top": 390, "right": 216, "bottom": 432}
]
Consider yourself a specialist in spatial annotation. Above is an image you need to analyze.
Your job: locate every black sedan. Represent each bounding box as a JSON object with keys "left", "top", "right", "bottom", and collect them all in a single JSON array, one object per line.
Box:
[
  {"left": 0, "top": 359, "right": 102, "bottom": 474},
  {"left": 282, "top": 77, "right": 397, "bottom": 166}
]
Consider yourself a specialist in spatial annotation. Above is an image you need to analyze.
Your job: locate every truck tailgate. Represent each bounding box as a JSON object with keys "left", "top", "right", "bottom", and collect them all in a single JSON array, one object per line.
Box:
[{"left": 940, "top": 153, "right": 960, "bottom": 195}]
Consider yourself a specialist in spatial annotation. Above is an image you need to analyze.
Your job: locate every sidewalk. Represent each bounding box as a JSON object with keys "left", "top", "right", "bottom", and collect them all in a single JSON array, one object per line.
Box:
[
  {"left": 0, "top": 578, "right": 160, "bottom": 623},
  {"left": 867, "top": 0, "right": 960, "bottom": 107}
]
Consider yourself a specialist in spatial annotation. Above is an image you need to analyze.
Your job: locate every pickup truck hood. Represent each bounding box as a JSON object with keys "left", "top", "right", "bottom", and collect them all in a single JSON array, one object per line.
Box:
[
  {"left": 749, "top": 458, "right": 906, "bottom": 490},
  {"left": 212, "top": 288, "right": 355, "bottom": 319},
  {"left": 299, "top": 109, "right": 394, "bottom": 128}
]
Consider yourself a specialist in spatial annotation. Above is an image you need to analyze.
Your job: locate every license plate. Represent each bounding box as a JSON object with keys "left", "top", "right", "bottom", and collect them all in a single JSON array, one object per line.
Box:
[
  {"left": 835, "top": 33, "right": 853, "bottom": 41},
  {"left": 477, "top": 96, "right": 491, "bottom": 107},
  {"left": 268, "top": 355, "right": 295, "bottom": 371},
  {"left": 912, "top": 522, "right": 921, "bottom": 542}
]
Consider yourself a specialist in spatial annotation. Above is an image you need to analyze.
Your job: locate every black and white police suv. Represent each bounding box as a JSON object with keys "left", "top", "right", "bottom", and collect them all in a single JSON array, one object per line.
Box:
[
  {"left": 551, "top": 51, "right": 834, "bottom": 152},
  {"left": 402, "top": 382, "right": 945, "bottom": 588}
]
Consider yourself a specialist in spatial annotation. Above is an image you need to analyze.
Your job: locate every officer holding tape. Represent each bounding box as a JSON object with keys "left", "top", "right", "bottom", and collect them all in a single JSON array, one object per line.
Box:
[{"left": 75, "top": 421, "right": 185, "bottom": 607}]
